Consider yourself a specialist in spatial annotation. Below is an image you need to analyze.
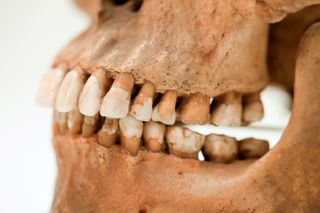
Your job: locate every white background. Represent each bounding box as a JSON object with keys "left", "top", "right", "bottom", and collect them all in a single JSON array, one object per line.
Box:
[{"left": 0, "top": 1, "right": 291, "bottom": 212}]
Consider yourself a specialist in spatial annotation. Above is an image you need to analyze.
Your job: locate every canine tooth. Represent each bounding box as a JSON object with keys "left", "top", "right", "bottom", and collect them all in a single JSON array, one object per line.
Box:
[
  {"left": 56, "top": 69, "right": 85, "bottom": 112},
  {"left": 210, "top": 92, "right": 242, "bottom": 126},
  {"left": 54, "top": 110, "right": 68, "bottom": 134},
  {"left": 143, "top": 121, "right": 166, "bottom": 152},
  {"left": 82, "top": 114, "right": 99, "bottom": 138},
  {"left": 130, "top": 82, "right": 155, "bottom": 121},
  {"left": 238, "top": 138, "right": 269, "bottom": 159},
  {"left": 242, "top": 93, "right": 264, "bottom": 123},
  {"left": 119, "top": 115, "right": 143, "bottom": 156},
  {"left": 100, "top": 73, "right": 134, "bottom": 118},
  {"left": 98, "top": 118, "right": 119, "bottom": 147},
  {"left": 203, "top": 134, "right": 238, "bottom": 163},
  {"left": 177, "top": 93, "right": 210, "bottom": 124},
  {"left": 67, "top": 108, "right": 84, "bottom": 135},
  {"left": 152, "top": 90, "right": 177, "bottom": 125},
  {"left": 36, "top": 68, "right": 66, "bottom": 108},
  {"left": 165, "top": 126, "right": 205, "bottom": 159}
]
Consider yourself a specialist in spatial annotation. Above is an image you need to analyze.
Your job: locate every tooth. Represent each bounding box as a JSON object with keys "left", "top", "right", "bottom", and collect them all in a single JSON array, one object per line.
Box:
[
  {"left": 210, "top": 92, "right": 242, "bottom": 126},
  {"left": 36, "top": 67, "right": 66, "bottom": 108},
  {"left": 152, "top": 90, "right": 177, "bottom": 125},
  {"left": 55, "top": 69, "right": 85, "bottom": 112},
  {"left": 98, "top": 118, "right": 119, "bottom": 147},
  {"left": 143, "top": 121, "right": 166, "bottom": 152},
  {"left": 242, "top": 93, "right": 264, "bottom": 123},
  {"left": 165, "top": 126, "right": 205, "bottom": 159},
  {"left": 79, "top": 69, "right": 112, "bottom": 116},
  {"left": 67, "top": 107, "right": 84, "bottom": 135},
  {"left": 202, "top": 134, "right": 238, "bottom": 163},
  {"left": 177, "top": 93, "right": 210, "bottom": 124},
  {"left": 54, "top": 110, "right": 68, "bottom": 134},
  {"left": 130, "top": 81, "right": 155, "bottom": 121},
  {"left": 82, "top": 114, "right": 99, "bottom": 138},
  {"left": 238, "top": 138, "right": 269, "bottom": 159},
  {"left": 100, "top": 73, "right": 134, "bottom": 118},
  {"left": 119, "top": 115, "right": 143, "bottom": 156}
]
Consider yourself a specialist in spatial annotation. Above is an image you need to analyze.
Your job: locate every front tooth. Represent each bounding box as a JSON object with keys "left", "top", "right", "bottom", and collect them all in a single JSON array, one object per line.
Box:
[
  {"left": 242, "top": 93, "right": 264, "bottom": 123},
  {"left": 36, "top": 67, "right": 66, "bottom": 108},
  {"left": 210, "top": 92, "right": 242, "bottom": 126},
  {"left": 152, "top": 90, "right": 177, "bottom": 125},
  {"left": 165, "top": 126, "right": 205, "bottom": 159},
  {"left": 177, "top": 93, "right": 210, "bottom": 124},
  {"left": 98, "top": 118, "right": 119, "bottom": 147},
  {"left": 203, "top": 134, "right": 238, "bottom": 163},
  {"left": 67, "top": 107, "right": 84, "bottom": 135},
  {"left": 130, "top": 81, "right": 155, "bottom": 121},
  {"left": 100, "top": 73, "right": 134, "bottom": 118},
  {"left": 82, "top": 114, "right": 99, "bottom": 138},
  {"left": 119, "top": 115, "right": 143, "bottom": 156},
  {"left": 54, "top": 110, "right": 68, "bottom": 134},
  {"left": 79, "top": 69, "right": 112, "bottom": 116},
  {"left": 55, "top": 69, "right": 85, "bottom": 112},
  {"left": 238, "top": 138, "right": 269, "bottom": 159},
  {"left": 143, "top": 121, "right": 166, "bottom": 152}
]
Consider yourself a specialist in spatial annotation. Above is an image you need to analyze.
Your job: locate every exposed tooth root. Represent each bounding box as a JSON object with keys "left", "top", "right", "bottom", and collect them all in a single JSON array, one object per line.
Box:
[
  {"left": 143, "top": 121, "right": 166, "bottom": 152},
  {"left": 238, "top": 138, "right": 269, "bottom": 159},
  {"left": 79, "top": 69, "right": 112, "bottom": 116},
  {"left": 54, "top": 111, "right": 68, "bottom": 134},
  {"left": 130, "top": 82, "right": 155, "bottom": 122},
  {"left": 55, "top": 69, "right": 86, "bottom": 112},
  {"left": 152, "top": 90, "right": 177, "bottom": 125},
  {"left": 119, "top": 115, "right": 143, "bottom": 156},
  {"left": 36, "top": 67, "right": 66, "bottom": 108},
  {"left": 210, "top": 92, "right": 242, "bottom": 126},
  {"left": 100, "top": 73, "right": 134, "bottom": 118},
  {"left": 165, "top": 126, "right": 205, "bottom": 159},
  {"left": 242, "top": 93, "right": 264, "bottom": 123},
  {"left": 67, "top": 108, "right": 84, "bottom": 135},
  {"left": 82, "top": 114, "right": 99, "bottom": 138},
  {"left": 98, "top": 118, "right": 119, "bottom": 147},
  {"left": 177, "top": 93, "right": 210, "bottom": 124},
  {"left": 203, "top": 134, "right": 238, "bottom": 163}
]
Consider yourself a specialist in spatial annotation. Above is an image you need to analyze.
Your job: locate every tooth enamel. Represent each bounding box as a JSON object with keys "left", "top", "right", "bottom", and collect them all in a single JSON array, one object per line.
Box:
[
  {"left": 130, "top": 81, "right": 155, "bottom": 121},
  {"left": 242, "top": 93, "right": 264, "bottom": 123},
  {"left": 177, "top": 93, "right": 210, "bottom": 124},
  {"left": 98, "top": 118, "right": 119, "bottom": 147},
  {"left": 119, "top": 115, "right": 143, "bottom": 156},
  {"left": 152, "top": 90, "right": 177, "bottom": 125},
  {"left": 100, "top": 73, "right": 134, "bottom": 118},
  {"left": 202, "top": 134, "right": 238, "bottom": 163},
  {"left": 55, "top": 69, "right": 85, "bottom": 112},
  {"left": 36, "top": 68, "right": 66, "bottom": 108},
  {"left": 54, "top": 110, "right": 68, "bottom": 134},
  {"left": 238, "top": 138, "right": 269, "bottom": 159},
  {"left": 165, "top": 126, "right": 205, "bottom": 159},
  {"left": 210, "top": 92, "right": 242, "bottom": 126},
  {"left": 82, "top": 114, "right": 99, "bottom": 138},
  {"left": 143, "top": 121, "right": 166, "bottom": 152},
  {"left": 67, "top": 108, "right": 84, "bottom": 135}
]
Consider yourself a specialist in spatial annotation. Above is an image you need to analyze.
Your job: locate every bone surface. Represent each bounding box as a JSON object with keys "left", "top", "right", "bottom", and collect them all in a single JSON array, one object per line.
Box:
[
  {"left": 242, "top": 93, "right": 264, "bottom": 123},
  {"left": 143, "top": 121, "right": 166, "bottom": 152},
  {"left": 152, "top": 90, "right": 177, "bottom": 125},
  {"left": 98, "top": 118, "right": 119, "bottom": 147},
  {"left": 67, "top": 107, "right": 84, "bottom": 135},
  {"left": 82, "top": 114, "right": 99, "bottom": 138},
  {"left": 238, "top": 138, "right": 269, "bottom": 159}
]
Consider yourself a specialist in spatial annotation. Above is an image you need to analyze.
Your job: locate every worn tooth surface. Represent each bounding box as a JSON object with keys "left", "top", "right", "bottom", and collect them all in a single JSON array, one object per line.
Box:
[
  {"left": 130, "top": 81, "right": 155, "bottom": 122},
  {"left": 177, "top": 93, "right": 210, "bottom": 124},
  {"left": 98, "top": 118, "right": 119, "bottom": 147},
  {"left": 165, "top": 126, "right": 205, "bottom": 159},
  {"left": 203, "top": 134, "right": 238, "bottom": 163},
  {"left": 79, "top": 69, "right": 112, "bottom": 116},
  {"left": 119, "top": 115, "right": 143, "bottom": 156},
  {"left": 242, "top": 93, "right": 264, "bottom": 123},
  {"left": 210, "top": 92, "right": 242, "bottom": 126},
  {"left": 55, "top": 69, "right": 85, "bottom": 112},
  {"left": 100, "top": 73, "right": 134, "bottom": 118},
  {"left": 152, "top": 90, "right": 177, "bottom": 125},
  {"left": 143, "top": 121, "right": 166, "bottom": 152},
  {"left": 67, "top": 107, "right": 84, "bottom": 135},
  {"left": 36, "top": 67, "right": 66, "bottom": 108},
  {"left": 238, "top": 138, "right": 269, "bottom": 159},
  {"left": 54, "top": 110, "right": 68, "bottom": 134},
  {"left": 82, "top": 114, "right": 99, "bottom": 138}
]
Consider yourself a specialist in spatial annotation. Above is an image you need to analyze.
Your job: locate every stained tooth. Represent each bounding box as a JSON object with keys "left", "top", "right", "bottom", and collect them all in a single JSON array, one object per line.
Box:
[
  {"left": 210, "top": 92, "right": 242, "bottom": 126},
  {"left": 119, "top": 115, "right": 143, "bottom": 156},
  {"left": 54, "top": 110, "right": 68, "bottom": 134},
  {"left": 165, "top": 126, "right": 205, "bottom": 159},
  {"left": 98, "top": 118, "right": 119, "bottom": 147},
  {"left": 67, "top": 108, "right": 84, "bottom": 135},
  {"left": 100, "top": 73, "right": 134, "bottom": 118},
  {"left": 143, "top": 121, "right": 166, "bottom": 152},
  {"left": 79, "top": 69, "right": 112, "bottom": 116},
  {"left": 238, "top": 138, "right": 269, "bottom": 159},
  {"left": 152, "top": 90, "right": 177, "bottom": 125},
  {"left": 177, "top": 93, "right": 210, "bottom": 124},
  {"left": 55, "top": 69, "right": 85, "bottom": 112},
  {"left": 242, "top": 93, "right": 264, "bottom": 123},
  {"left": 202, "top": 134, "right": 238, "bottom": 163},
  {"left": 36, "top": 67, "right": 66, "bottom": 108},
  {"left": 130, "top": 82, "right": 155, "bottom": 121},
  {"left": 82, "top": 114, "right": 99, "bottom": 138}
]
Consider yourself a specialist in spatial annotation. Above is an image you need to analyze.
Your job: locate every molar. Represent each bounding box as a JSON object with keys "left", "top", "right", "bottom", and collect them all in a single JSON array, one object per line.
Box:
[
  {"left": 242, "top": 93, "right": 264, "bottom": 123},
  {"left": 238, "top": 138, "right": 269, "bottom": 159}
]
